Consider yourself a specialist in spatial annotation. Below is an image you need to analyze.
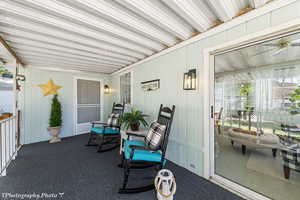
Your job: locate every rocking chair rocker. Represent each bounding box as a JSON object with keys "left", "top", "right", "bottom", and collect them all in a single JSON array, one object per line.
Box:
[
  {"left": 119, "top": 104, "right": 175, "bottom": 194},
  {"left": 86, "top": 102, "right": 125, "bottom": 152}
]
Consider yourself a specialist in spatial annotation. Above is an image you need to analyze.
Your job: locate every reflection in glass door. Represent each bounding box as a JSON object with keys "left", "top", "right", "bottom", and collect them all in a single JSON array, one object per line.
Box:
[{"left": 214, "top": 32, "right": 300, "bottom": 200}]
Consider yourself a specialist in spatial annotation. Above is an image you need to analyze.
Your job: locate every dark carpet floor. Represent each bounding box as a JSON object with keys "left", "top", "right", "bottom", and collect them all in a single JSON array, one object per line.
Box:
[{"left": 0, "top": 134, "right": 244, "bottom": 200}]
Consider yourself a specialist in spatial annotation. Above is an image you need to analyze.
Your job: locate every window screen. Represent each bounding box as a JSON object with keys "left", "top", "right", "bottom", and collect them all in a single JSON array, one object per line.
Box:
[{"left": 77, "top": 79, "right": 101, "bottom": 123}]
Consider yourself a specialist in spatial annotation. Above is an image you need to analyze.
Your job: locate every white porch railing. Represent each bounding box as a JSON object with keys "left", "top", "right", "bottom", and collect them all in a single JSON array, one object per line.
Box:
[{"left": 0, "top": 116, "right": 17, "bottom": 176}]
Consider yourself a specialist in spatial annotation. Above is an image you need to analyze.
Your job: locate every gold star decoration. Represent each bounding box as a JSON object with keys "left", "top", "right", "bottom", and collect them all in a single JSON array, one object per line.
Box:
[{"left": 38, "top": 79, "right": 62, "bottom": 96}]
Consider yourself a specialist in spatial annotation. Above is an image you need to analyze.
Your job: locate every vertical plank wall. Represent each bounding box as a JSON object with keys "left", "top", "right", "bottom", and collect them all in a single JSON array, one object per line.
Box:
[
  {"left": 23, "top": 68, "right": 112, "bottom": 144},
  {"left": 110, "top": 2, "right": 300, "bottom": 176}
]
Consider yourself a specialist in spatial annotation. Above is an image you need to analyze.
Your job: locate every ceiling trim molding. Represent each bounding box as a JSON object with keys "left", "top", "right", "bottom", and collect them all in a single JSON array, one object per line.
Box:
[
  {"left": 26, "top": 64, "right": 110, "bottom": 75},
  {"left": 111, "top": 0, "right": 297, "bottom": 76}
]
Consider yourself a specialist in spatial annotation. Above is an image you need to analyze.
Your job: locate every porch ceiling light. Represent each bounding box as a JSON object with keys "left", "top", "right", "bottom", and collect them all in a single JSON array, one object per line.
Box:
[{"left": 183, "top": 69, "right": 196, "bottom": 90}]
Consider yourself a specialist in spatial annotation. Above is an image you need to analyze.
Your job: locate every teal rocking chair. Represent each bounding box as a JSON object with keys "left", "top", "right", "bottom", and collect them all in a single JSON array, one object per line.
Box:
[
  {"left": 119, "top": 104, "right": 175, "bottom": 193},
  {"left": 86, "top": 102, "right": 125, "bottom": 152}
]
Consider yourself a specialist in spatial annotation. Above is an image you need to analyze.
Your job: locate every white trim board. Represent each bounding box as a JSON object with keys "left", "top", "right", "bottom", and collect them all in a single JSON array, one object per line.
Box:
[
  {"left": 202, "top": 15, "right": 300, "bottom": 200},
  {"left": 210, "top": 176, "right": 270, "bottom": 200},
  {"left": 118, "top": 70, "right": 134, "bottom": 105},
  {"left": 27, "top": 65, "right": 109, "bottom": 75},
  {"left": 111, "top": 0, "right": 297, "bottom": 76}
]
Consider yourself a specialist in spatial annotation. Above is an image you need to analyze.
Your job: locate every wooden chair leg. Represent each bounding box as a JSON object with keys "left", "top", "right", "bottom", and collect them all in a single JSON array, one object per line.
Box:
[
  {"left": 284, "top": 166, "right": 290, "bottom": 179},
  {"left": 242, "top": 145, "right": 246, "bottom": 155},
  {"left": 87, "top": 133, "right": 92, "bottom": 145},
  {"left": 85, "top": 132, "right": 95, "bottom": 146},
  {"left": 122, "top": 161, "right": 130, "bottom": 189},
  {"left": 118, "top": 153, "right": 125, "bottom": 168},
  {"left": 218, "top": 125, "right": 221, "bottom": 135},
  {"left": 97, "top": 135, "right": 104, "bottom": 152},
  {"left": 272, "top": 149, "right": 277, "bottom": 158}
]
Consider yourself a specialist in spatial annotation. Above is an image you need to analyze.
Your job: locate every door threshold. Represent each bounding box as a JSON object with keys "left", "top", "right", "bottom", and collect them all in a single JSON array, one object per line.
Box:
[{"left": 210, "top": 175, "right": 271, "bottom": 200}]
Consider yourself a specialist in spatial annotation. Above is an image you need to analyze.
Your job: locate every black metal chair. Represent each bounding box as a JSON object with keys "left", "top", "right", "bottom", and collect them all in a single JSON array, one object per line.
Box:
[
  {"left": 119, "top": 104, "right": 175, "bottom": 193},
  {"left": 86, "top": 102, "right": 125, "bottom": 152}
]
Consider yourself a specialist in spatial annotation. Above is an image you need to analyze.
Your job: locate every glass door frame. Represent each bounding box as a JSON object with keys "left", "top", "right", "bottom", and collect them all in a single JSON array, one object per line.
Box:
[
  {"left": 73, "top": 77, "right": 104, "bottom": 135},
  {"left": 203, "top": 20, "right": 300, "bottom": 200}
]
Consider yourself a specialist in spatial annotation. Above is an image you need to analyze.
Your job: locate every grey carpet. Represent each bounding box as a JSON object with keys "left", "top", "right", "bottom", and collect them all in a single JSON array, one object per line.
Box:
[{"left": 0, "top": 134, "right": 244, "bottom": 200}]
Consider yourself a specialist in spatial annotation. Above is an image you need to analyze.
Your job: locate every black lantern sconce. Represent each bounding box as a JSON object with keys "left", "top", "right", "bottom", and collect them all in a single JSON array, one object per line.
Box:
[
  {"left": 183, "top": 69, "right": 196, "bottom": 90},
  {"left": 104, "top": 84, "right": 112, "bottom": 94}
]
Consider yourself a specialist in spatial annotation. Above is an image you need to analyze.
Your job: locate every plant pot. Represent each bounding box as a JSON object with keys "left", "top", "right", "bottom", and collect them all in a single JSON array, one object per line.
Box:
[
  {"left": 47, "top": 126, "right": 62, "bottom": 143},
  {"left": 130, "top": 123, "right": 140, "bottom": 131}
]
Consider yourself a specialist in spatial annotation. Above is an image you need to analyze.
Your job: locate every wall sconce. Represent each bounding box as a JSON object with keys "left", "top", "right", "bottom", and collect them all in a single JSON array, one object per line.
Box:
[
  {"left": 183, "top": 69, "right": 196, "bottom": 90},
  {"left": 16, "top": 74, "right": 26, "bottom": 82},
  {"left": 16, "top": 74, "right": 26, "bottom": 91},
  {"left": 104, "top": 84, "right": 112, "bottom": 94}
]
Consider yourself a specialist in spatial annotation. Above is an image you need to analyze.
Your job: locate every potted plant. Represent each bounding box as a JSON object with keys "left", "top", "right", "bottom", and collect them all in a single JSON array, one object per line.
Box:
[
  {"left": 121, "top": 109, "right": 148, "bottom": 131},
  {"left": 288, "top": 85, "right": 300, "bottom": 128},
  {"left": 240, "top": 82, "right": 253, "bottom": 111},
  {"left": 47, "top": 95, "right": 62, "bottom": 143}
]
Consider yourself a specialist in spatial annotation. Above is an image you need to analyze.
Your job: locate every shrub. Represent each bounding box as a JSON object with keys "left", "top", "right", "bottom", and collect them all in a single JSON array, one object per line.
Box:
[{"left": 49, "top": 95, "right": 62, "bottom": 127}]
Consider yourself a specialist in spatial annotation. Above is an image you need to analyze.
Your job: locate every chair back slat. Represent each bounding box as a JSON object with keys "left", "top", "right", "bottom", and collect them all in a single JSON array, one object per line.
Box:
[
  {"left": 156, "top": 104, "right": 175, "bottom": 160},
  {"left": 111, "top": 102, "right": 125, "bottom": 116}
]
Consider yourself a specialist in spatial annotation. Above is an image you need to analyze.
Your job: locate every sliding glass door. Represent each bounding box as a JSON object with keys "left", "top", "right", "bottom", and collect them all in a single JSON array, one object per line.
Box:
[{"left": 213, "top": 32, "right": 300, "bottom": 200}]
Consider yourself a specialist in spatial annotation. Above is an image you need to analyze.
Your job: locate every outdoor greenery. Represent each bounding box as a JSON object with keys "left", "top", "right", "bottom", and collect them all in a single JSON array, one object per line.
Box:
[
  {"left": 240, "top": 82, "right": 253, "bottom": 111},
  {"left": 49, "top": 95, "right": 62, "bottom": 127},
  {"left": 289, "top": 85, "right": 300, "bottom": 115},
  {"left": 0, "top": 66, "right": 13, "bottom": 78},
  {"left": 120, "top": 109, "right": 148, "bottom": 130}
]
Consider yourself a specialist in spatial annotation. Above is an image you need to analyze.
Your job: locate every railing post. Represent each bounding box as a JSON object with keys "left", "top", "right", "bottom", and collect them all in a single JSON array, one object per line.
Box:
[
  {"left": 0, "top": 122, "right": 2, "bottom": 175},
  {"left": 1, "top": 122, "right": 5, "bottom": 176},
  {"left": 13, "top": 117, "right": 16, "bottom": 160},
  {"left": 0, "top": 116, "right": 18, "bottom": 177}
]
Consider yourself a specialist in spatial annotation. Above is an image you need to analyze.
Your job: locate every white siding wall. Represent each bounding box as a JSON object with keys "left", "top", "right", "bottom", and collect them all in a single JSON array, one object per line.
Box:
[
  {"left": 23, "top": 68, "right": 112, "bottom": 144},
  {"left": 111, "top": 2, "right": 300, "bottom": 176}
]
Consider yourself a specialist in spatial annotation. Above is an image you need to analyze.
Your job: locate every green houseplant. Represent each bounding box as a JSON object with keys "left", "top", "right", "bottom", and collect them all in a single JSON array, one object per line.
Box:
[
  {"left": 121, "top": 109, "right": 148, "bottom": 131},
  {"left": 240, "top": 82, "right": 253, "bottom": 111},
  {"left": 47, "top": 95, "right": 62, "bottom": 143},
  {"left": 288, "top": 85, "right": 300, "bottom": 115},
  {"left": 288, "top": 85, "right": 300, "bottom": 129}
]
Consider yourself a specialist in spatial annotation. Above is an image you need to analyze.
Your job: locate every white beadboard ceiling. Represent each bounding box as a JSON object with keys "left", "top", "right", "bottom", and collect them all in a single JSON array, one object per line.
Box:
[{"left": 0, "top": 0, "right": 273, "bottom": 74}]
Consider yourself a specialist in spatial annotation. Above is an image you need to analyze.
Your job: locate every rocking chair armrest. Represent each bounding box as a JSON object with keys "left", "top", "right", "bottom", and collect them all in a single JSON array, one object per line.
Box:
[
  {"left": 129, "top": 145, "right": 149, "bottom": 151},
  {"left": 129, "top": 145, "right": 150, "bottom": 159},
  {"left": 102, "top": 124, "right": 121, "bottom": 129},
  {"left": 126, "top": 132, "right": 146, "bottom": 140},
  {"left": 91, "top": 121, "right": 107, "bottom": 125}
]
